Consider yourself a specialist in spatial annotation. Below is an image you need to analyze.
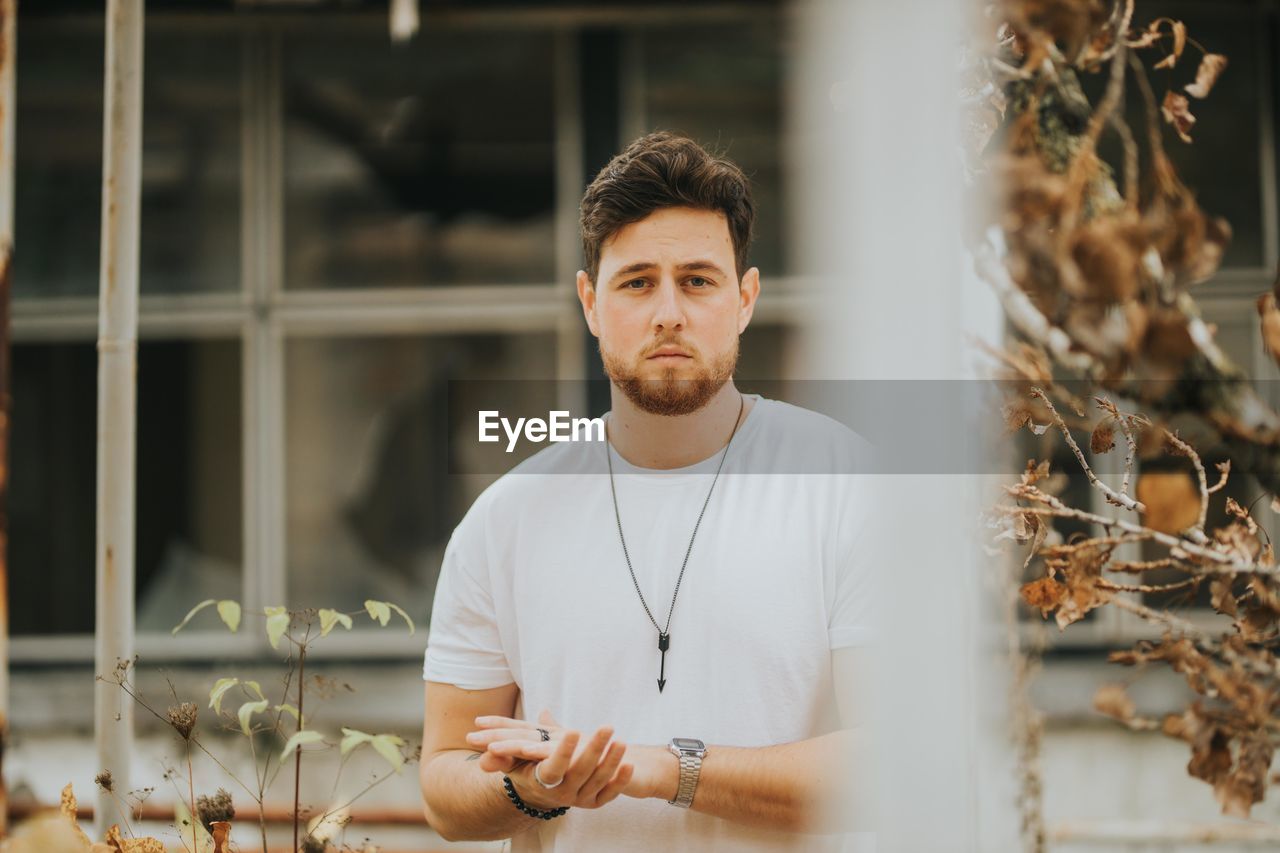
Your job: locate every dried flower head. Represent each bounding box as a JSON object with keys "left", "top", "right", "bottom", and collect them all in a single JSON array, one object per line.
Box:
[
  {"left": 196, "top": 787, "right": 235, "bottom": 832},
  {"left": 166, "top": 702, "right": 198, "bottom": 740},
  {"left": 94, "top": 770, "right": 114, "bottom": 793}
]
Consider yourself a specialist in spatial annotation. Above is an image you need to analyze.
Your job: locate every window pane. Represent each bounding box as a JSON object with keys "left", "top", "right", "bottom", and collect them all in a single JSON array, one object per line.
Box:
[
  {"left": 284, "top": 334, "right": 557, "bottom": 621},
  {"left": 283, "top": 29, "right": 557, "bottom": 289},
  {"left": 640, "top": 18, "right": 787, "bottom": 276},
  {"left": 14, "top": 20, "right": 242, "bottom": 297},
  {"left": 13, "top": 25, "right": 102, "bottom": 298},
  {"left": 139, "top": 30, "right": 242, "bottom": 293},
  {"left": 10, "top": 339, "right": 244, "bottom": 636}
]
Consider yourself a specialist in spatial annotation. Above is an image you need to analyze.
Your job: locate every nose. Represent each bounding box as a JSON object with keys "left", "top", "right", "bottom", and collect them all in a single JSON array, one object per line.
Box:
[{"left": 651, "top": 275, "right": 686, "bottom": 333}]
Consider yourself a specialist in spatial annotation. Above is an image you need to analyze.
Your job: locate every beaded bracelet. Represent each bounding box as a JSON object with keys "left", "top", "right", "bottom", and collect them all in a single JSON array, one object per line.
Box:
[{"left": 502, "top": 775, "right": 570, "bottom": 820}]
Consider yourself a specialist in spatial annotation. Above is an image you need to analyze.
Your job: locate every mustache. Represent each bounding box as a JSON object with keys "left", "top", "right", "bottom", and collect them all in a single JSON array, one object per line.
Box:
[{"left": 642, "top": 338, "right": 698, "bottom": 358}]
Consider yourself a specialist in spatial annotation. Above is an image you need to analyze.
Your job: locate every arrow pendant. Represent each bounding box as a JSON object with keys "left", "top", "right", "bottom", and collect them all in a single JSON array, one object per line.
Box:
[{"left": 657, "top": 632, "right": 669, "bottom": 692}]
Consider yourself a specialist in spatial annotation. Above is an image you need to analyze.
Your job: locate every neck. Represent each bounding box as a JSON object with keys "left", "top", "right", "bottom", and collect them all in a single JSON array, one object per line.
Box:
[{"left": 606, "top": 382, "right": 752, "bottom": 470}]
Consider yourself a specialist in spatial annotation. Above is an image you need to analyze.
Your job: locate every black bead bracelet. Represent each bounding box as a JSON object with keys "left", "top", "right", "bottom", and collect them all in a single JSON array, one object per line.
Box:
[{"left": 502, "top": 775, "right": 570, "bottom": 820}]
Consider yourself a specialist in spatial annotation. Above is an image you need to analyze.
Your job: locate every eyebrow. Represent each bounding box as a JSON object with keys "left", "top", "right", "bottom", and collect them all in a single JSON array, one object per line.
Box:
[{"left": 609, "top": 260, "right": 731, "bottom": 282}]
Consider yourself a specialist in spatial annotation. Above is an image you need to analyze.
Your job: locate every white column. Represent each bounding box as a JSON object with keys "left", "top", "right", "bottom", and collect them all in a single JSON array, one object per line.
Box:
[
  {"left": 790, "top": 1, "right": 1012, "bottom": 849},
  {"left": 94, "top": 0, "right": 144, "bottom": 837}
]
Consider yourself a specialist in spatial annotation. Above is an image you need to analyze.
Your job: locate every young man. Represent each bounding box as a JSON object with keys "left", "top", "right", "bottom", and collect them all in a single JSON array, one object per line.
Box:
[{"left": 419, "top": 132, "right": 875, "bottom": 851}]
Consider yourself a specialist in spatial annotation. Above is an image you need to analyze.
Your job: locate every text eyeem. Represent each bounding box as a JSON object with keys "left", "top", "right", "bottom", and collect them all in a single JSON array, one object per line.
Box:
[{"left": 478, "top": 410, "right": 606, "bottom": 453}]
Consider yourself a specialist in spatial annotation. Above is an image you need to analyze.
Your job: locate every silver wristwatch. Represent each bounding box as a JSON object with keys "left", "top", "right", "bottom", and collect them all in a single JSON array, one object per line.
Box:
[{"left": 667, "top": 737, "right": 707, "bottom": 808}]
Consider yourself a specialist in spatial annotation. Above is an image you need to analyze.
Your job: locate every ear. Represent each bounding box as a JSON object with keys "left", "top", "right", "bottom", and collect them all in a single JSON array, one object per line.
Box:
[
  {"left": 576, "top": 270, "right": 600, "bottom": 338},
  {"left": 736, "top": 266, "right": 761, "bottom": 334}
]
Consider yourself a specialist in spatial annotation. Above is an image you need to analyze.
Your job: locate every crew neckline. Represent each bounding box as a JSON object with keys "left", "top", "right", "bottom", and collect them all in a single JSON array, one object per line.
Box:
[{"left": 603, "top": 393, "right": 767, "bottom": 480}]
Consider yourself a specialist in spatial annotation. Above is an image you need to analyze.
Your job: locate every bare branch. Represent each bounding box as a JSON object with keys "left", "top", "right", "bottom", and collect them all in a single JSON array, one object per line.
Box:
[{"left": 1031, "top": 387, "right": 1147, "bottom": 513}]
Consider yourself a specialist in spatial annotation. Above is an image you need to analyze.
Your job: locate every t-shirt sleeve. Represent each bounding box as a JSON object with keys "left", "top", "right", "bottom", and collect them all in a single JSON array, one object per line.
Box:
[
  {"left": 828, "top": 471, "right": 877, "bottom": 650},
  {"left": 422, "top": 523, "right": 514, "bottom": 690}
]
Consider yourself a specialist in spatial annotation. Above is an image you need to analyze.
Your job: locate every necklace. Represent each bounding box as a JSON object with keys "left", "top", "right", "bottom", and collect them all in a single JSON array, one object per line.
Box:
[{"left": 604, "top": 393, "right": 746, "bottom": 693}]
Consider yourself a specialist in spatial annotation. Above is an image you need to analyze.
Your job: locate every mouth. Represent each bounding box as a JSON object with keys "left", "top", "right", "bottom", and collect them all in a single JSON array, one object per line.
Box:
[{"left": 647, "top": 347, "right": 693, "bottom": 361}]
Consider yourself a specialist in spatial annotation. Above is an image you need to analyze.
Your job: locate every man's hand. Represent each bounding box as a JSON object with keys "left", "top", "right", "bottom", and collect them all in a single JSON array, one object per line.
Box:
[{"left": 466, "top": 710, "right": 635, "bottom": 811}]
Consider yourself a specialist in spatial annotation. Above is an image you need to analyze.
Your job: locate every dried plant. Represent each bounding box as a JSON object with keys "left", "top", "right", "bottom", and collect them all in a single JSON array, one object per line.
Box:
[
  {"left": 967, "top": 0, "right": 1280, "bottom": 834},
  {"left": 989, "top": 392, "right": 1279, "bottom": 818},
  {"left": 97, "top": 601, "right": 416, "bottom": 853}
]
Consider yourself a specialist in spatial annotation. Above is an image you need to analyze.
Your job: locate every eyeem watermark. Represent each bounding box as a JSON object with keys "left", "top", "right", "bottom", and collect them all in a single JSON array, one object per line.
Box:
[{"left": 479, "top": 410, "right": 606, "bottom": 453}]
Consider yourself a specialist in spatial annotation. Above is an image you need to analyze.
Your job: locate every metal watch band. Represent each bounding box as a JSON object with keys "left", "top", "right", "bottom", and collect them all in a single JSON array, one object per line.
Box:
[{"left": 669, "top": 750, "right": 703, "bottom": 808}]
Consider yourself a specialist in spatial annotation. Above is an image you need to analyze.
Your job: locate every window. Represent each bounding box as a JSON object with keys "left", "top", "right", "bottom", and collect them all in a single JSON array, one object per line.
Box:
[{"left": 9, "top": 5, "right": 811, "bottom": 662}]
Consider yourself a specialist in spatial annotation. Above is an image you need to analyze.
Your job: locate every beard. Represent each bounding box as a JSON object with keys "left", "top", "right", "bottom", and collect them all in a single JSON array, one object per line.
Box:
[{"left": 600, "top": 337, "right": 739, "bottom": 416}]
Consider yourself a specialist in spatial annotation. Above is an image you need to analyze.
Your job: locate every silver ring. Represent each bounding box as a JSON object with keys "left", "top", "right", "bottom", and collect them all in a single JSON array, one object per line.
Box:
[
  {"left": 537, "top": 727, "right": 550, "bottom": 741},
  {"left": 533, "top": 761, "right": 562, "bottom": 789}
]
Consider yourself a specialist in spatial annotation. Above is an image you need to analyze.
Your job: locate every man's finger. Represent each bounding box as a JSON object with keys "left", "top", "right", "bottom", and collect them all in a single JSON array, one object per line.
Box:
[
  {"left": 591, "top": 763, "right": 635, "bottom": 808},
  {"left": 486, "top": 740, "right": 554, "bottom": 760},
  {"left": 578, "top": 740, "right": 627, "bottom": 802},
  {"left": 466, "top": 727, "right": 543, "bottom": 747},
  {"left": 561, "top": 726, "right": 613, "bottom": 790},
  {"left": 477, "top": 750, "right": 518, "bottom": 774},
  {"left": 475, "top": 715, "right": 533, "bottom": 729},
  {"left": 533, "top": 730, "right": 580, "bottom": 786}
]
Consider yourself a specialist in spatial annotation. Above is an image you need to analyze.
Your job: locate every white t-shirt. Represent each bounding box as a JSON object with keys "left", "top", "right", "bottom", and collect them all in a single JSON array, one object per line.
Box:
[{"left": 423, "top": 394, "right": 876, "bottom": 852}]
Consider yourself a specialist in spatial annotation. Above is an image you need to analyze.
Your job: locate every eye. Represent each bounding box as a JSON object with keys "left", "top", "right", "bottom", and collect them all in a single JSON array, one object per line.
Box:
[
  {"left": 622, "top": 278, "right": 649, "bottom": 289},
  {"left": 686, "top": 276, "right": 712, "bottom": 288}
]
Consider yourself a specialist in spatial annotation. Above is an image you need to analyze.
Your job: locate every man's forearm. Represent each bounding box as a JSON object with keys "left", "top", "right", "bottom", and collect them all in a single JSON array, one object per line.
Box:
[
  {"left": 644, "top": 728, "right": 872, "bottom": 835},
  {"left": 420, "top": 750, "right": 541, "bottom": 841}
]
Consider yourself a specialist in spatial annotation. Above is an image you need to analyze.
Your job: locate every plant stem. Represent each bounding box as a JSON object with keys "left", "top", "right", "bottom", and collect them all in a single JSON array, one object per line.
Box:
[
  {"left": 186, "top": 742, "right": 198, "bottom": 853},
  {"left": 248, "top": 732, "right": 269, "bottom": 853},
  {"left": 294, "top": 642, "right": 306, "bottom": 853}
]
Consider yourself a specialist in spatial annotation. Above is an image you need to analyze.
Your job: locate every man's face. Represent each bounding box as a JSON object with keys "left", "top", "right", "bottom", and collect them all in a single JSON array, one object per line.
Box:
[{"left": 577, "top": 206, "right": 760, "bottom": 416}]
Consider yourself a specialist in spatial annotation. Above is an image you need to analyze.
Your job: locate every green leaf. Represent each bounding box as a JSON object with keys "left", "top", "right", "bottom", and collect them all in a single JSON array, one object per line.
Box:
[
  {"left": 280, "top": 729, "right": 326, "bottom": 762},
  {"left": 243, "top": 680, "right": 265, "bottom": 701},
  {"left": 339, "top": 728, "right": 404, "bottom": 771},
  {"left": 319, "top": 608, "right": 353, "bottom": 638},
  {"left": 340, "top": 727, "right": 373, "bottom": 756},
  {"left": 238, "top": 699, "right": 268, "bottom": 736},
  {"left": 208, "top": 678, "right": 239, "bottom": 715},
  {"left": 216, "top": 600, "right": 242, "bottom": 633},
  {"left": 386, "top": 602, "right": 416, "bottom": 635},
  {"left": 371, "top": 734, "right": 407, "bottom": 772},
  {"left": 171, "top": 599, "right": 216, "bottom": 635},
  {"left": 364, "top": 600, "right": 391, "bottom": 627},
  {"left": 265, "top": 606, "right": 290, "bottom": 650},
  {"left": 275, "top": 703, "right": 304, "bottom": 727}
]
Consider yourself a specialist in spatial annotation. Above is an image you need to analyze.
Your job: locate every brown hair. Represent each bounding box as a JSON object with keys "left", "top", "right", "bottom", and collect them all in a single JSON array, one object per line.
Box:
[{"left": 579, "top": 131, "right": 756, "bottom": 285}]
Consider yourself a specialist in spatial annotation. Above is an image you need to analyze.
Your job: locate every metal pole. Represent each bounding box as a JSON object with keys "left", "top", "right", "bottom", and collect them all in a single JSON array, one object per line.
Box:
[
  {"left": 0, "top": 0, "right": 17, "bottom": 837},
  {"left": 94, "top": 0, "right": 143, "bottom": 838}
]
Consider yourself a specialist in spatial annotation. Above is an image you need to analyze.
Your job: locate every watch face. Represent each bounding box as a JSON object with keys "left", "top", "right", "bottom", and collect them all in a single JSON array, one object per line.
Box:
[{"left": 673, "top": 738, "right": 705, "bottom": 751}]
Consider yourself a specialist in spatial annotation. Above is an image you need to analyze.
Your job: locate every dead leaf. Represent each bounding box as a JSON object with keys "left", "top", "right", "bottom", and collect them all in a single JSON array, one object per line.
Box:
[
  {"left": 1021, "top": 576, "right": 1067, "bottom": 618},
  {"left": 1209, "top": 578, "right": 1238, "bottom": 617},
  {"left": 1215, "top": 734, "right": 1273, "bottom": 817},
  {"left": 1068, "top": 214, "right": 1147, "bottom": 303},
  {"left": 1136, "top": 471, "right": 1200, "bottom": 534},
  {"left": 1091, "top": 418, "right": 1116, "bottom": 453},
  {"left": 1094, "top": 683, "right": 1137, "bottom": 722},
  {"left": 1003, "top": 401, "right": 1033, "bottom": 433},
  {"left": 1185, "top": 53, "right": 1228, "bottom": 99},
  {"left": 1212, "top": 521, "right": 1261, "bottom": 564},
  {"left": 1153, "top": 19, "right": 1187, "bottom": 68},
  {"left": 1022, "top": 458, "right": 1052, "bottom": 485},
  {"left": 105, "top": 825, "right": 165, "bottom": 853},
  {"left": 1161, "top": 90, "right": 1196, "bottom": 142},
  {"left": 210, "top": 821, "right": 232, "bottom": 853},
  {"left": 1256, "top": 293, "right": 1280, "bottom": 369}
]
